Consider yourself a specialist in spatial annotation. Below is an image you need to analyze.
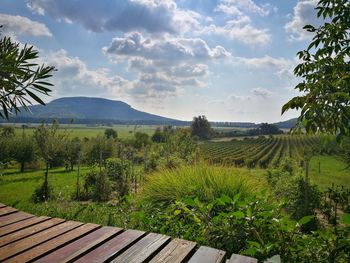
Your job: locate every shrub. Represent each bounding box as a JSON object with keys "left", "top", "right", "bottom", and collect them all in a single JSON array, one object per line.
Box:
[
  {"left": 105, "top": 158, "right": 130, "bottom": 197},
  {"left": 32, "top": 180, "right": 53, "bottom": 203},
  {"left": 141, "top": 164, "right": 266, "bottom": 204},
  {"left": 82, "top": 168, "right": 111, "bottom": 202}
]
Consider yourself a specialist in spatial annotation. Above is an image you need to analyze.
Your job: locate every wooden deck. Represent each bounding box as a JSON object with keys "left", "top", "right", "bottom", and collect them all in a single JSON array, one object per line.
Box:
[{"left": 0, "top": 203, "right": 257, "bottom": 263}]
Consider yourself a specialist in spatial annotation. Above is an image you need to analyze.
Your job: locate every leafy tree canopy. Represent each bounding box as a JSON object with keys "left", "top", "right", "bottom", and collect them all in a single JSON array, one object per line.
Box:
[
  {"left": 191, "top": 115, "right": 212, "bottom": 139},
  {"left": 0, "top": 29, "right": 55, "bottom": 119},
  {"left": 282, "top": 0, "right": 350, "bottom": 140}
]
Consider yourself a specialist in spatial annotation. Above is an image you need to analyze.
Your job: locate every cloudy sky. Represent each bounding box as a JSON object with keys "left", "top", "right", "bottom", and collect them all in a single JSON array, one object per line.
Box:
[{"left": 1, "top": 0, "right": 321, "bottom": 122}]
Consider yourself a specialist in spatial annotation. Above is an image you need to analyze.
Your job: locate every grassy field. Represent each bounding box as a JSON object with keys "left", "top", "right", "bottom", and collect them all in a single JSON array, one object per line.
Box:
[
  {"left": 309, "top": 155, "right": 350, "bottom": 190},
  {"left": 7, "top": 124, "right": 161, "bottom": 139}
]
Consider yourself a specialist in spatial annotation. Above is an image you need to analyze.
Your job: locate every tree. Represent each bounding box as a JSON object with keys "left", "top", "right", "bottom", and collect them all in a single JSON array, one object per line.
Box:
[
  {"left": 33, "top": 123, "right": 67, "bottom": 201},
  {"left": 191, "top": 115, "right": 212, "bottom": 139},
  {"left": 64, "top": 137, "right": 81, "bottom": 170},
  {"left": 151, "top": 127, "right": 166, "bottom": 143},
  {"left": 12, "top": 135, "right": 36, "bottom": 172},
  {"left": 104, "top": 128, "right": 117, "bottom": 139},
  {"left": 134, "top": 132, "right": 151, "bottom": 149},
  {"left": 282, "top": 0, "right": 350, "bottom": 139},
  {"left": 0, "top": 33, "right": 55, "bottom": 119}
]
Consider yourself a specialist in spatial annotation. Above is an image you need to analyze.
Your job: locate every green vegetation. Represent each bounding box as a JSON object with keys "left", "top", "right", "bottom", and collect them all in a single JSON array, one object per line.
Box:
[
  {"left": 0, "top": 33, "right": 54, "bottom": 119},
  {"left": 201, "top": 135, "right": 321, "bottom": 168},
  {"left": 282, "top": 0, "right": 350, "bottom": 139},
  {"left": 309, "top": 155, "right": 350, "bottom": 189},
  {"left": 141, "top": 164, "right": 267, "bottom": 203}
]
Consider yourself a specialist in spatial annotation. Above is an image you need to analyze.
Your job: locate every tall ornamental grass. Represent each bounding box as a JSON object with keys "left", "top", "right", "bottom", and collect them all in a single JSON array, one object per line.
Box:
[{"left": 141, "top": 164, "right": 267, "bottom": 203}]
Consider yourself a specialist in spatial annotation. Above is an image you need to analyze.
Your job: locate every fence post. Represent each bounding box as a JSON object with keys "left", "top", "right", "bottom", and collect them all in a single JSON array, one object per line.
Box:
[{"left": 76, "top": 152, "right": 81, "bottom": 199}]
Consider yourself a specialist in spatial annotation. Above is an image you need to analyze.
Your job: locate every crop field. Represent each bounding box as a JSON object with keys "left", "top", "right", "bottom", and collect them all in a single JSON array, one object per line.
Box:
[
  {"left": 201, "top": 135, "right": 321, "bottom": 168},
  {"left": 6, "top": 124, "right": 161, "bottom": 139}
]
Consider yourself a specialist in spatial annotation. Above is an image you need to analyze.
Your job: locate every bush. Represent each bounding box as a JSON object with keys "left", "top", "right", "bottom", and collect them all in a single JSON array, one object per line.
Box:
[
  {"left": 266, "top": 158, "right": 321, "bottom": 230},
  {"left": 105, "top": 158, "right": 130, "bottom": 197},
  {"left": 141, "top": 164, "right": 266, "bottom": 204},
  {"left": 82, "top": 168, "right": 111, "bottom": 202},
  {"left": 134, "top": 195, "right": 350, "bottom": 262},
  {"left": 32, "top": 180, "right": 53, "bottom": 203}
]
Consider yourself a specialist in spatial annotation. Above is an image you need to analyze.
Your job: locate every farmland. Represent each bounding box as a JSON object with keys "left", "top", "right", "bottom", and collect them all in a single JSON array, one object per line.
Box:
[{"left": 201, "top": 135, "right": 321, "bottom": 168}]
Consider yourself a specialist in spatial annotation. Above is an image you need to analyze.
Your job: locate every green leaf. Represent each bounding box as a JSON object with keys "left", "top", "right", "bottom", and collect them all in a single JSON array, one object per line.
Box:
[
  {"left": 298, "top": 215, "right": 314, "bottom": 225},
  {"left": 173, "top": 210, "right": 181, "bottom": 216},
  {"left": 342, "top": 213, "right": 350, "bottom": 225}
]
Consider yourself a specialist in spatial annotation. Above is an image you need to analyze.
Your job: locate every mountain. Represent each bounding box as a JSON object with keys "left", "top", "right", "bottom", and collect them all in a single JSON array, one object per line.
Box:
[
  {"left": 5, "top": 97, "right": 183, "bottom": 125},
  {"left": 273, "top": 118, "right": 297, "bottom": 129}
]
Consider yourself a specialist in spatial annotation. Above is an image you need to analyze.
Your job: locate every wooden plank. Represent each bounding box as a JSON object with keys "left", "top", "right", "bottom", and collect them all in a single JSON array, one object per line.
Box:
[
  {"left": 188, "top": 246, "right": 226, "bottom": 263},
  {"left": 0, "top": 218, "right": 65, "bottom": 247},
  {"left": 9, "top": 223, "right": 100, "bottom": 263},
  {"left": 0, "top": 211, "right": 34, "bottom": 228},
  {"left": 0, "top": 216, "right": 50, "bottom": 237},
  {"left": 111, "top": 232, "right": 171, "bottom": 263},
  {"left": 149, "top": 238, "right": 197, "bottom": 263},
  {"left": 0, "top": 204, "right": 6, "bottom": 208},
  {"left": 0, "top": 220, "right": 82, "bottom": 261},
  {"left": 0, "top": 206, "right": 17, "bottom": 217},
  {"left": 36, "top": 226, "right": 122, "bottom": 263},
  {"left": 227, "top": 254, "right": 258, "bottom": 263},
  {"left": 76, "top": 229, "right": 146, "bottom": 263}
]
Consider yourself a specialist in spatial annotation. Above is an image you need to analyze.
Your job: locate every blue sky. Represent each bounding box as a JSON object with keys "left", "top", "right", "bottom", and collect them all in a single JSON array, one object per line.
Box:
[{"left": 0, "top": 0, "right": 320, "bottom": 122}]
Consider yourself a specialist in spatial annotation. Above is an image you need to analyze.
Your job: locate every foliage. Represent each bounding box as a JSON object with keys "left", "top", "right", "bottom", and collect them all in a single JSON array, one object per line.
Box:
[
  {"left": 33, "top": 123, "right": 68, "bottom": 200},
  {"left": 0, "top": 35, "right": 55, "bottom": 119},
  {"left": 247, "top": 123, "right": 283, "bottom": 136},
  {"left": 136, "top": 194, "right": 350, "bottom": 262},
  {"left": 282, "top": 0, "right": 350, "bottom": 139},
  {"left": 105, "top": 157, "right": 130, "bottom": 197},
  {"left": 83, "top": 135, "right": 115, "bottom": 164},
  {"left": 32, "top": 180, "right": 52, "bottom": 203},
  {"left": 12, "top": 135, "right": 36, "bottom": 172},
  {"left": 82, "top": 167, "right": 111, "bottom": 202},
  {"left": 151, "top": 127, "right": 166, "bottom": 143},
  {"left": 133, "top": 132, "right": 151, "bottom": 149},
  {"left": 0, "top": 126, "right": 15, "bottom": 137},
  {"left": 267, "top": 158, "right": 321, "bottom": 230},
  {"left": 104, "top": 128, "right": 118, "bottom": 139},
  {"left": 141, "top": 164, "right": 267, "bottom": 204},
  {"left": 64, "top": 137, "right": 81, "bottom": 170},
  {"left": 191, "top": 115, "right": 212, "bottom": 139}
]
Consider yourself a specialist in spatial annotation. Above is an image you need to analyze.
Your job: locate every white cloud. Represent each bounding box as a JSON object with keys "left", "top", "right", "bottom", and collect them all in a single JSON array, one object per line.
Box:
[
  {"left": 216, "top": 0, "right": 273, "bottom": 17},
  {"left": 42, "top": 49, "right": 128, "bottom": 97},
  {"left": 202, "top": 5, "right": 271, "bottom": 46},
  {"left": 27, "top": 0, "right": 201, "bottom": 35},
  {"left": 102, "top": 32, "right": 230, "bottom": 98},
  {"left": 0, "top": 13, "right": 52, "bottom": 37},
  {"left": 234, "top": 55, "right": 295, "bottom": 79},
  {"left": 103, "top": 32, "right": 231, "bottom": 62},
  {"left": 285, "top": 0, "right": 320, "bottom": 41},
  {"left": 252, "top": 87, "right": 274, "bottom": 97}
]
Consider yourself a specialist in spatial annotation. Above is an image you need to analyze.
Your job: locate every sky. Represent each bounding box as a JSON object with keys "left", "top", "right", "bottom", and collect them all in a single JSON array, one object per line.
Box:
[{"left": 0, "top": 0, "right": 321, "bottom": 123}]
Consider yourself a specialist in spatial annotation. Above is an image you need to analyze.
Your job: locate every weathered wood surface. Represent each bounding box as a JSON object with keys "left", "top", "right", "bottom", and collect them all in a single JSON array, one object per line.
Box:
[{"left": 0, "top": 204, "right": 257, "bottom": 262}]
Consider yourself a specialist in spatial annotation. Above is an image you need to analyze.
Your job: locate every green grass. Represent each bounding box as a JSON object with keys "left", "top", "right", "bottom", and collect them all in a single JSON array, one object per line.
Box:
[
  {"left": 141, "top": 164, "right": 268, "bottom": 203},
  {"left": 10, "top": 124, "right": 160, "bottom": 139},
  {"left": 0, "top": 167, "right": 133, "bottom": 227},
  {"left": 309, "top": 155, "right": 350, "bottom": 189}
]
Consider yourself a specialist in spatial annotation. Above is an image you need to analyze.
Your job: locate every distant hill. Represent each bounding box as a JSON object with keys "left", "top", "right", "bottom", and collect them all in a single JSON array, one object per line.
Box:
[
  {"left": 0, "top": 96, "right": 299, "bottom": 127},
  {"left": 273, "top": 118, "right": 297, "bottom": 129},
  {"left": 3, "top": 97, "right": 184, "bottom": 125}
]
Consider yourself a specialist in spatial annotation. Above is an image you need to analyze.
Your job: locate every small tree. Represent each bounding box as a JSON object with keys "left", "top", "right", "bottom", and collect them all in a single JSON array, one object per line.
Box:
[
  {"left": 191, "top": 115, "right": 212, "bottom": 139},
  {"left": 33, "top": 123, "right": 67, "bottom": 201},
  {"left": 134, "top": 132, "right": 151, "bottom": 149},
  {"left": 0, "top": 34, "right": 55, "bottom": 119},
  {"left": 282, "top": 0, "right": 350, "bottom": 140},
  {"left": 64, "top": 137, "right": 81, "bottom": 170},
  {"left": 104, "top": 128, "right": 118, "bottom": 139},
  {"left": 12, "top": 135, "right": 36, "bottom": 172}
]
